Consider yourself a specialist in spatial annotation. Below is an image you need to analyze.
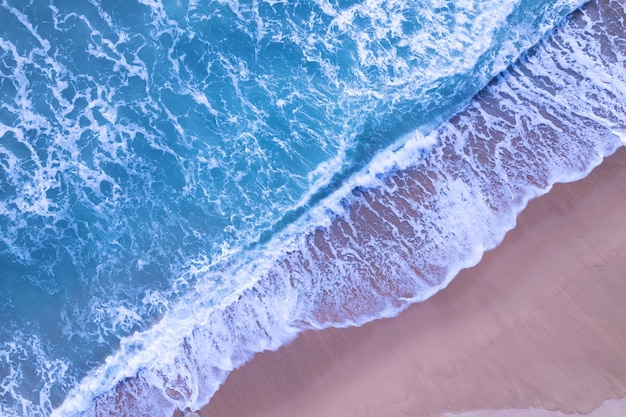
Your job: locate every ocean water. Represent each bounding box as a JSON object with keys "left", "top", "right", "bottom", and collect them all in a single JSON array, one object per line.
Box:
[{"left": 0, "top": 0, "right": 624, "bottom": 415}]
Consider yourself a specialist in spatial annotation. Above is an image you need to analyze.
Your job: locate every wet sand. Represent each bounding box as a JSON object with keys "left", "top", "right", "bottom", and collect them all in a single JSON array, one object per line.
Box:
[{"left": 193, "top": 146, "right": 626, "bottom": 417}]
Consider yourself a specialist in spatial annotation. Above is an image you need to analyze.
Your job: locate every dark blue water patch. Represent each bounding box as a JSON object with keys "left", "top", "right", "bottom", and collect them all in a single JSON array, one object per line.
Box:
[
  {"left": 0, "top": 9, "right": 34, "bottom": 53},
  {"left": 3, "top": 131, "right": 31, "bottom": 159}
]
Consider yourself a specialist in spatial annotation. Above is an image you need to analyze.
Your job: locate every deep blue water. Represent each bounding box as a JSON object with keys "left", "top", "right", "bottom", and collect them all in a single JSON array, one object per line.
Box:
[{"left": 1, "top": 0, "right": 624, "bottom": 415}]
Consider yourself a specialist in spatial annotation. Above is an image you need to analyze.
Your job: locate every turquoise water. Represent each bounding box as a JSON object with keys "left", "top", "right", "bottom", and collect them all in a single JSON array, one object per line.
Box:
[{"left": 0, "top": 0, "right": 624, "bottom": 415}]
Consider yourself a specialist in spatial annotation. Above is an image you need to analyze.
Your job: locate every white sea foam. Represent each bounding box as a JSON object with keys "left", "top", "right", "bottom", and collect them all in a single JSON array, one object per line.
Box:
[{"left": 0, "top": 334, "right": 73, "bottom": 417}]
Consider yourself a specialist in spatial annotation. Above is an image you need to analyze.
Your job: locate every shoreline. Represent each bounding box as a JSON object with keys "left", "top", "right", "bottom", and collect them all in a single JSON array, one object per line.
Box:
[{"left": 193, "top": 146, "right": 626, "bottom": 417}]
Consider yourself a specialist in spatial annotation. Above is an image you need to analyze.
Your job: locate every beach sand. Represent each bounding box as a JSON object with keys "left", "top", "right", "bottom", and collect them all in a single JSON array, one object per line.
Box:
[{"left": 191, "top": 146, "right": 626, "bottom": 417}]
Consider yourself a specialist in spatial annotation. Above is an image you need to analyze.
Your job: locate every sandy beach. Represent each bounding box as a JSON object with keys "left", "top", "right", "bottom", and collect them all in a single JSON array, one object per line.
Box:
[{"left": 191, "top": 146, "right": 626, "bottom": 417}]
